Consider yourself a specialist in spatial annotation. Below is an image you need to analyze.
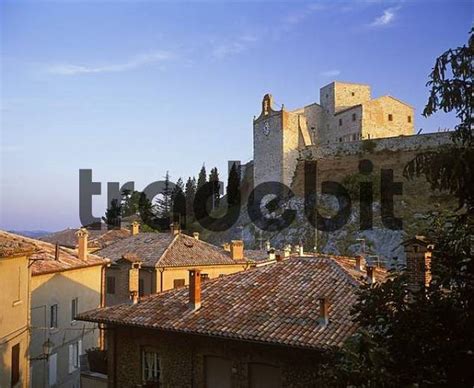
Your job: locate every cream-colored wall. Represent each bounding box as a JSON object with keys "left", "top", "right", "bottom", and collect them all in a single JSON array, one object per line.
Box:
[
  {"left": 330, "top": 105, "right": 363, "bottom": 143},
  {"left": 156, "top": 264, "right": 250, "bottom": 292},
  {"left": 30, "top": 265, "right": 103, "bottom": 388},
  {"left": 0, "top": 254, "right": 30, "bottom": 388},
  {"left": 362, "top": 96, "right": 414, "bottom": 139}
]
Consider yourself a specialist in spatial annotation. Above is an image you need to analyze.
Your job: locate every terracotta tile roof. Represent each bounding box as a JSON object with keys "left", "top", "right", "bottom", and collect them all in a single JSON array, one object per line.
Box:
[
  {"left": 97, "top": 233, "right": 247, "bottom": 268},
  {"left": 40, "top": 226, "right": 130, "bottom": 249},
  {"left": 78, "top": 256, "right": 387, "bottom": 350},
  {"left": 0, "top": 232, "right": 36, "bottom": 257},
  {"left": 0, "top": 230, "right": 109, "bottom": 275}
]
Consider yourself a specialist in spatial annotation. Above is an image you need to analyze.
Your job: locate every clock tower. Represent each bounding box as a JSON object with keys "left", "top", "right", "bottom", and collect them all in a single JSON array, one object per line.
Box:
[{"left": 253, "top": 94, "right": 300, "bottom": 190}]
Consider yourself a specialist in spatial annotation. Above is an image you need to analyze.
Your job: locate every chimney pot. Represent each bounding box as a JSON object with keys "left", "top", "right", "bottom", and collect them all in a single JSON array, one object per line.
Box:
[
  {"left": 276, "top": 253, "right": 283, "bottom": 262},
  {"left": 193, "top": 232, "right": 200, "bottom": 240},
  {"left": 170, "top": 222, "right": 181, "bottom": 236},
  {"left": 55, "top": 243, "right": 60, "bottom": 261},
  {"left": 131, "top": 221, "right": 140, "bottom": 236},
  {"left": 230, "top": 240, "right": 244, "bottom": 260},
  {"left": 130, "top": 291, "right": 139, "bottom": 305},
  {"left": 189, "top": 269, "right": 201, "bottom": 310},
  {"left": 268, "top": 249, "right": 276, "bottom": 261},
  {"left": 319, "top": 297, "right": 329, "bottom": 326},
  {"left": 76, "top": 228, "right": 89, "bottom": 260},
  {"left": 298, "top": 245, "right": 304, "bottom": 256},
  {"left": 355, "top": 255, "right": 364, "bottom": 271}
]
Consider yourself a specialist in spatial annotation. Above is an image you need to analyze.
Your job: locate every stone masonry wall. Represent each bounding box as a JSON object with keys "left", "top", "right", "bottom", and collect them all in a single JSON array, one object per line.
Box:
[{"left": 107, "top": 326, "right": 326, "bottom": 388}]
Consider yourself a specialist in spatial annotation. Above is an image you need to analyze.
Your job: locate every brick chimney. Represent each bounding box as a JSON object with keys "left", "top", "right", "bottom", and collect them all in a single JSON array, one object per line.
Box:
[
  {"left": 366, "top": 266, "right": 375, "bottom": 284},
  {"left": 230, "top": 240, "right": 244, "bottom": 260},
  {"left": 319, "top": 297, "right": 329, "bottom": 326},
  {"left": 76, "top": 228, "right": 88, "bottom": 260},
  {"left": 131, "top": 221, "right": 140, "bottom": 236},
  {"left": 355, "top": 255, "right": 364, "bottom": 271},
  {"left": 403, "top": 236, "right": 433, "bottom": 292},
  {"left": 170, "top": 222, "right": 181, "bottom": 236},
  {"left": 189, "top": 269, "right": 201, "bottom": 310},
  {"left": 275, "top": 253, "right": 283, "bottom": 262},
  {"left": 193, "top": 232, "right": 200, "bottom": 240}
]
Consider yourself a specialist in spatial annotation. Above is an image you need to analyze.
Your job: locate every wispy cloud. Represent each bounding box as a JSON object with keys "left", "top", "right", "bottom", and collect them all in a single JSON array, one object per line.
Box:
[
  {"left": 211, "top": 35, "right": 258, "bottom": 59},
  {"left": 48, "top": 50, "right": 174, "bottom": 75},
  {"left": 370, "top": 7, "right": 398, "bottom": 27},
  {"left": 320, "top": 69, "right": 341, "bottom": 77},
  {"left": 283, "top": 3, "right": 326, "bottom": 27}
]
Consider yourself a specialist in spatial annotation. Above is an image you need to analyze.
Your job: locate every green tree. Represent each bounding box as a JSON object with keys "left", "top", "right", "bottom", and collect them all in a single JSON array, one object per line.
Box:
[
  {"left": 185, "top": 177, "right": 196, "bottom": 220},
  {"left": 171, "top": 177, "right": 186, "bottom": 226},
  {"left": 102, "top": 198, "right": 122, "bottom": 228},
  {"left": 155, "top": 171, "right": 173, "bottom": 219},
  {"left": 121, "top": 189, "right": 141, "bottom": 217},
  {"left": 209, "top": 167, "right": 220, "bottom": 210},
  {"left": 227, "top": 163, "right": 241, "bottom": 206},
  {"left": 197, "top": 164, "right": 207, "bottom": 190}
]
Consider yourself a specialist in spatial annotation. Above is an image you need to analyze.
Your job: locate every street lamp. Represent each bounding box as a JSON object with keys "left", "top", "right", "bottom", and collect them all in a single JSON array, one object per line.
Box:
[{"left": 31, "top": 339, "right": 54, "bottom": 361}]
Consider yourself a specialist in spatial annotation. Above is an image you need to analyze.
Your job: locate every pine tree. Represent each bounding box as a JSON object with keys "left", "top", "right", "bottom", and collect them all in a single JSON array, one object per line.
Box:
[
  {"left": 185, "top": 177, "right": 196, "bottom": 220},
  {"left": 171, "top": 178, "right": 186, "bottom": 225},
  {"left": 155, "top": 171, "right": 173, "bottom": 219},
  {"left": 209, "top": 167, "right": 220, "bottom": 210},
  {"left": 102, "top": 198, "right": 122, "bottom": 228},
  {"left": 227, "top": 163, "right": 241, "bottom": 207},
  {"left": 197, "top": 165, "right": 207, "bottom": 190}
]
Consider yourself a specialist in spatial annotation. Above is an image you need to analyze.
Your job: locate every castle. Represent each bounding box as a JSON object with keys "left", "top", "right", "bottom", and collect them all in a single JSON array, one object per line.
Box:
[{"left": 253, "top": 81, "right": 414, "bottom": 188}]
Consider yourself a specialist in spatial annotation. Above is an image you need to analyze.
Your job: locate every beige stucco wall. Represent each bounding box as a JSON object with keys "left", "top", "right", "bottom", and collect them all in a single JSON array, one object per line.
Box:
[
  {"left": 0, "top": 254, "right": 30, "bottom": 388},
  {"left": 30, "top": 265, "right": 103, "bottom": 388},
  {"left": 156, "top": 263, "right": 250, "bottom": 292}
]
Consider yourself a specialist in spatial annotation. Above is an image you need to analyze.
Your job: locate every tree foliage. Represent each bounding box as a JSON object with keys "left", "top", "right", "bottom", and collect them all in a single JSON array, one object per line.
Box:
[{"left": 227, "top": 163, "right": 241, "bottom": 206}]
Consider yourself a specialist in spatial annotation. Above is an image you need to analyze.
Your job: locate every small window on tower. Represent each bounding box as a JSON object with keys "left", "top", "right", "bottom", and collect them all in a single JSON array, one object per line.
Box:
[
  {"left": 339, "top": 118, "right": 342, "bottom": 126},
  {"left": 352, "top": 113, "right": 356, "bottom": 121},
  {"left": 408, "top": 115, "right": 412, "bottom": 123},
  {"left": 351, "top": 92, "right": 355, "bottom": 96},
  {"left": 388, "top": 114, "right": 393, "bottom": 121}
]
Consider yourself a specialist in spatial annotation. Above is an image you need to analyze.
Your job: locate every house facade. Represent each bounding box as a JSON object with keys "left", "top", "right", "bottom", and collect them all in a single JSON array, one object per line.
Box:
[
  {"left": 1, "top": 230, "right": 109, "bottom": 388},
  {"left": 0, "top": 234, "right": 34, "bottom": 388}
]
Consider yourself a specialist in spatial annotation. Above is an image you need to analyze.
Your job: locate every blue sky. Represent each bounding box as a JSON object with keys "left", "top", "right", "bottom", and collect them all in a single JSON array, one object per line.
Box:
[{"left": 1, "top": 0, "right": 472, "bottom": 231}]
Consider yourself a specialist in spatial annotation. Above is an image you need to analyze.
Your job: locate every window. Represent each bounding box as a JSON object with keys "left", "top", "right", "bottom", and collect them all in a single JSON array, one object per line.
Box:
[
  {"left": 68, "top": 341, "right": 81, "bottom": 373},
  {"left": 142, "top": 350, "right": 161, "bottom": 386},
  {"left": 338, "top": 118, "right": 342, "bottom": 126},
  {"left": 352, "top": 134, "right": 356, "bottom": 141},
  {"left": 49, "top": 353, "right": 57, "bottom": 386},
  {"left": 173, "top": 279, "right": 185, "bottom": 288},
  {"left": 11, "top": 343, "right": 20, "bottom": 386},
  {"left": 388, "top": 114, "right": 393, "bottom": 121},
  {"left": 71, "top": 297, "right": 78, "bottom": 321},
  {"left": 106, "top": 276, "right": 116, "bottom": 294},
  {"left": 50, "top": 304, "right": 58, "bottom": 329},
  {"left": 339, "top": 137, "right": 342, "bottom": 142},
  {"left": 352, "top": 113, "right": 356, "bottom": 121},
  {"left": 351, "top": 91, "right": 355, "bottom": 96},
  {"left": 408, "top": 115, "right": 412, "bottom": 123},
  {"left": 139, "top": 278, "right": 145, "bottom": 297}
]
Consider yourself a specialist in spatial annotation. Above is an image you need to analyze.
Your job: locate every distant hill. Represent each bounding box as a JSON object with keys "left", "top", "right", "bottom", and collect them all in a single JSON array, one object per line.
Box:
[{"left": 9, "top": 230, "right": 51, "bottom": 238}]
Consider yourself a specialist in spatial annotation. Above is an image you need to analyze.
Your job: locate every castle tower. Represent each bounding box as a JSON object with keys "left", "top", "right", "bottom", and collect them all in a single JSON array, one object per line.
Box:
[{"left": 253, "top": 94, "right": 301, "bottom": 190}]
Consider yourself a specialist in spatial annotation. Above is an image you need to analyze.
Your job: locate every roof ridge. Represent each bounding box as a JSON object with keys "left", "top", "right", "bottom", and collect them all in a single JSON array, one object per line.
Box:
[{"left": 155, "top": 233, "right": 181, "bottom": 267}]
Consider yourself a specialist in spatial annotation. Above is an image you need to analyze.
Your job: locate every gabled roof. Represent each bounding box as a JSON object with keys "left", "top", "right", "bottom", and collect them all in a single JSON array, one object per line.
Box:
[
  {"left": 40, "top": 226, "right": 130, "bottom": 249},
  {"left": 0, "top": 233, "right": 36, "bottom": 258},
  {"left": 78, "top": 256, "right": 387, "bottom": 350},
  {"left": 0, "top": 230, "right": 109, "bottom": 275},
  {"left": 96, "top": 232, "right": 248, "bottom": 268}
]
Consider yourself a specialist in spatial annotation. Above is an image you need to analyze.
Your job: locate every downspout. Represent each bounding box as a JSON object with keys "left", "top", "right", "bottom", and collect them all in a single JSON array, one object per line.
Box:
[
  {"left": 158, "top": 268, "right": 165, "bottom": 293},
  {"left": 113, "top": 327, "right": 118, "bottom": 388}
]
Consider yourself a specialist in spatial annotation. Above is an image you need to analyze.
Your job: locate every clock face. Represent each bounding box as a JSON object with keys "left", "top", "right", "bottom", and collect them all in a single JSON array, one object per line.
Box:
[{"left": 263, "top": 121, "right": 270, "bottom": 136}]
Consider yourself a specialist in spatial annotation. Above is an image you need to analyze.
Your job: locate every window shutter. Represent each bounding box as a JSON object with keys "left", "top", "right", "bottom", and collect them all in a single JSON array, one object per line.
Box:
[
  {"left": 68, "top": 344, "right": 74, "bottom": 373},
  {"left": 49, "top": 353, "right": 57, "bottom": 386}
]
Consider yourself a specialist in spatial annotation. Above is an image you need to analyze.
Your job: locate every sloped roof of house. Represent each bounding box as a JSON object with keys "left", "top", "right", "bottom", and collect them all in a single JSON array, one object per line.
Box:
[
  {"left": 96, "top": 232, "right": 250, "bottom": 268},
  {"left": 78, "top": 256, "right": 387, "bottom": 350},
  {"left": 0, "top": 230, "right": 109, "bottom": 275},
  {"left": 40, "top": 226, "right": 130, "bottom": 249},
  {"left": 0, "top": 232, "right": 36, "bottom": 258}
]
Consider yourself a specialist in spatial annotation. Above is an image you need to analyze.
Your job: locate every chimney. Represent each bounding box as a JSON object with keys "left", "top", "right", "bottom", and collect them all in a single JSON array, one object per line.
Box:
[
  {"left": 319, "top": 297, "right": 329, "bottom": 326},
  {"left": 193, "top": 232, "right": 200, "bottom": 240},
  {"left": 366, "top": 266, "right": 375, "bottom": 284},
  {"left": 283, "top": 245, "right": 291, "bottom": 258},
  {"left": 403, "top": 236, "right": 433, "bottom": 292},
  {"left": 276, "top": 253, "right": 283, "bottom": 262},
  {"left": 222, "top": 243, "right": 230, "bottom": 251},
  {"left": 355, "top": 255, "right": 364, "bottom": 271},
  {"left": 170, "top": 222, "right": 181, "bottom": 236},
  {"left": 268, "top": 248, "right": 276, "bottom": 261},
  {"left": 55, "top": 243, "right": 60, "bottom": 261},
  {"left": 189, "top": 269, "right": 201, "bottom": 310},
  {"left": 131, "top": 221, "right": 140, "bottom": 236},
  {"left": 298, "top": 245, "right": 304, "bottom": 256},
  {"left": 265, "top": 241, "right": 271, "bottom": 252},
  {"left": 230, "top": 240, "right": 244, "bottom": 260},
  {"left": 129, "top": 261, "right": 141, "bottom": 304},
  {"left": 76, "top": 228, "right": 88, "bottom": 260}
]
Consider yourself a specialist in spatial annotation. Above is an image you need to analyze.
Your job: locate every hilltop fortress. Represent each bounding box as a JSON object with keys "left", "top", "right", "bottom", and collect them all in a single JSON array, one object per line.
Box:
[{"left": 253, "top": 81, "right": 416, "bottom": 188}]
